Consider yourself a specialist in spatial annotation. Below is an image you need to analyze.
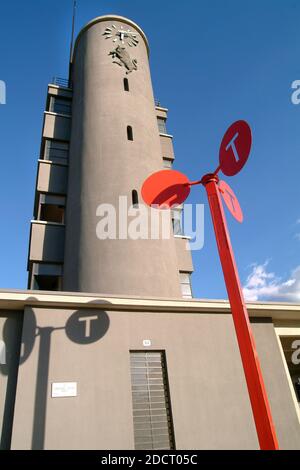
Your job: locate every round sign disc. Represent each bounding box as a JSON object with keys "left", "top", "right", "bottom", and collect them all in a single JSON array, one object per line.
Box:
[
  {"left": 219, "top": 120, "right": 252, "bottom": 176},
  {"left": 219, "top": 180, "right": 243, "bottom": 223},
  {"left": 141, "top": 170, "right": 190, "bottom": 209}
]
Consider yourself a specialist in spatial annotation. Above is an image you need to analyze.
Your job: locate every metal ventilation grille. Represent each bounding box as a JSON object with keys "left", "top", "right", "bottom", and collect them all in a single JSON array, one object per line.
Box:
[{"left": 130, "top": 351, "right": 175, "bottom": 450}]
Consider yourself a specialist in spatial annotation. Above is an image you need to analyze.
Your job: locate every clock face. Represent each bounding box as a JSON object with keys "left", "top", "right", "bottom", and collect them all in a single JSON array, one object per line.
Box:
[{"left": 103, "top": 24, "right": 139, "bottom": 47}]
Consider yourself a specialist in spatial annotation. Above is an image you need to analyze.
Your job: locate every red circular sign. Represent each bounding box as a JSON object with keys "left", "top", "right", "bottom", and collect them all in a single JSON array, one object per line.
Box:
[
  {"left": 141, "top": 170, "right": 190, "bottom": 209},
  {"left": 219, "top": 120, "right": 252, "bottom": 176},
  {"left": 218, "top": 180, "right": 243, "bottom": 223}
]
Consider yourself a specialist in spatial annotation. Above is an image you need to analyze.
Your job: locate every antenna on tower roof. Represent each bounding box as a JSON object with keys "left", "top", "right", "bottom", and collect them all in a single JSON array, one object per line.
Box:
[{"left": 68, "top": 0, "right": 77, "bottom": 86}]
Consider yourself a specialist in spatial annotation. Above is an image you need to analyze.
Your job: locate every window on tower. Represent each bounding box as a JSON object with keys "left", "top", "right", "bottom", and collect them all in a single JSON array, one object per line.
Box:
[
  {"left": 132, "top": 190, "right": 139, "bottom": 208},
  {"left": 30, "top": 263, "right": 63, "bottom": 291},
  {"left": 38, "top": 195, "right": 65, "bottom": 224},
  {"left": 179, "top": 272, "right": 193, "bottom": 299},
  {"left": 163, "top": 158, "right": 173, "bottom": 169},
  {"left": 124, "top": 78, "right": 129, "bottom": 92},
  {"left": 44, "top": 139, "right": 69, "bottom": 163},
  {"left": 157, "top": 118, "right": 167, "bottom": 134},
  {"left": 172, "top": 207, "right": 183, "bottom": 236},
  {"left": 40, "top": 204, "right": 65, "bottom": 224},
  {"left": 127, "top": 126, "right": 134, "bottom": 141},
  {"left": 34, "top": 275, "right": 61, "bottom": 291},
  {"left": 49, "top": 96, "right": 72, "bottom": 116}
]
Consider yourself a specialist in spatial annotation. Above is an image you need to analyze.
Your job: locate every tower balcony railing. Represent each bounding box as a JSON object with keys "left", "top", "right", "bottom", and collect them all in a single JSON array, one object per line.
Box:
[{"left": 51, "top": 77, "right": 72, "bottom": 89}]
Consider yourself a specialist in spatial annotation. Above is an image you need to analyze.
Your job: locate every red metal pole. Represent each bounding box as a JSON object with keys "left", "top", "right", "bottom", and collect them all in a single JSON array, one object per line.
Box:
[{"left": 202, "top": 173, "right": 279, "bottom": 450}]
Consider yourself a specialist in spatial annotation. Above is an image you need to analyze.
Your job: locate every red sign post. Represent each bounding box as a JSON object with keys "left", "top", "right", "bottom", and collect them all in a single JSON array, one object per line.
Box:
[
  {"left": 202, "top": 172, "right": 279, "bottom": 450},
  {"left": 141, "top": 120, "right": 279, "bottom": 450}
]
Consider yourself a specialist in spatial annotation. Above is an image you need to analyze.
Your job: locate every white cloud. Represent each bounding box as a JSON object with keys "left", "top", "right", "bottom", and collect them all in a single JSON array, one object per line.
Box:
[
  {"left": 295, "top": 233, "right": 300, "bottom": 241},
  {"left": 243, "top": 262, "right": 300, "bottom": 302}
]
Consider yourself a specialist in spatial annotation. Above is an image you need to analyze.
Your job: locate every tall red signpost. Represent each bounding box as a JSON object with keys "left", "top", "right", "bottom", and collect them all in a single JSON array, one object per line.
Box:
[{"left": 141, "top": 120, "right": 279, "bottom": 450}]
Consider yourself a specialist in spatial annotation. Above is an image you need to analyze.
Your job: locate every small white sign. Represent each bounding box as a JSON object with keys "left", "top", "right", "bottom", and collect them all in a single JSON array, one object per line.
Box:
[
  {"left": 143, "top": 339, "right": 151, "bottom": 347},
  {"left": 51, "top": 382, "right": 77, "bottom": 398}
]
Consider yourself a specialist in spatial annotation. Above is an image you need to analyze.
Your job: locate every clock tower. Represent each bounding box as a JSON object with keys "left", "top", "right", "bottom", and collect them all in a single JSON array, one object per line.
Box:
[{"left": 60, "top": 15, "right": 194, "bottom": 297}]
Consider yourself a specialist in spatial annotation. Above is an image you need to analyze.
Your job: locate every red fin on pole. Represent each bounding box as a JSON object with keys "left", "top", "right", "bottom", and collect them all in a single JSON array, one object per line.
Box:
[{"left": 141, "top": 170, "right": 190, "bottom": 209}]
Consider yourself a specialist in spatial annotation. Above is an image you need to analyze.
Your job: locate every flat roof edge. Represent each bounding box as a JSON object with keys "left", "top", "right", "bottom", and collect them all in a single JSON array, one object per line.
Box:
[{"left": 0, "top": 289, "right": 299, "bottom": 319}]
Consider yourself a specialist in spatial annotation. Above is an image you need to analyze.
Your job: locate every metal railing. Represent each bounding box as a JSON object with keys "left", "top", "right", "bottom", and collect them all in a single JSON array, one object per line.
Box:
[{"left": 51, "top": 77, "right": 72, "bottom": 89}]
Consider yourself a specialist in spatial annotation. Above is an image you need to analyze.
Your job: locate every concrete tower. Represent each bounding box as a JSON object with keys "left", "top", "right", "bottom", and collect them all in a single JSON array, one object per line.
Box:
[{"left": 27, "top": 15, "right": 193, "bottom": 298}]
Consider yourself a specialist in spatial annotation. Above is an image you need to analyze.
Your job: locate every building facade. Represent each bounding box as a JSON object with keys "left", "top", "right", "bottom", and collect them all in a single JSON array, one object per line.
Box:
[
  {"left": 0, "top": 15, "right": 300, "bottom": 450},
  {"left": 0, "top": 292, "right": 300, "bottom": 449}
]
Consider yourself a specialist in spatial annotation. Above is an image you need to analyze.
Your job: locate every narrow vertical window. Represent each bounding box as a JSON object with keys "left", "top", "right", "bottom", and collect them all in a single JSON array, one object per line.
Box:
[
  {"left": 44, "top": 140, "right": 69, "bottom": 163},
  {"left": 49, "top": 97, "right": 72, "bottom": 116},
  {"left": 124, "top": 78, "right": 129, "bottom": 91},
  {"left": 157, "top": 118, "right": 167, "bottom": 134},
  {"left": 179, "top": 271, "right": 193, "bottom": 299},
  {"left": 127, "top": 126, "right": 133, "bottom": 141},
  {"left": 172, "top": 207, "right": 183, "bottom": 236},
  {"left": 130, "top": 351, "right": 175, "bottom": 450},
  {"left": 163, "top": 158, "right": 173, "bottom": 169},
  {"left": 132, "top": 190, "right": 139, "bottom": 208}
]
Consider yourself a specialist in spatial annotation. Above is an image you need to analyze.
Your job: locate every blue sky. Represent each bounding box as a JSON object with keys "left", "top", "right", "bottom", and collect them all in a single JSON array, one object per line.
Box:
[{"left": 0, "top": 0, "right": 300, "bottom": 301}]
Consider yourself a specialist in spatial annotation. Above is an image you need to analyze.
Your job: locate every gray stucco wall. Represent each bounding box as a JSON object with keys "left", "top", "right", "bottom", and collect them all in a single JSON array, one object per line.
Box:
[
  {"left": 10, "top": 307, "right": 300, "bottom": 450},
  {"left": 63, "top": 16, "right": 182, "bottom": 297}
]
